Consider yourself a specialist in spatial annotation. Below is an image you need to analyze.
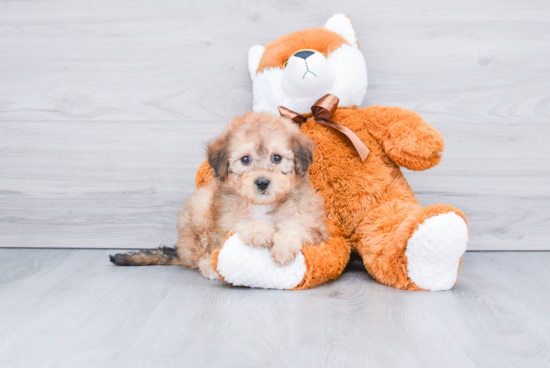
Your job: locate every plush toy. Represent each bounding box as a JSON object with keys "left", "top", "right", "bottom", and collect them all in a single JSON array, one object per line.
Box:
[{"left": 196, "top": 14, "right": 468, "bottom": 291}]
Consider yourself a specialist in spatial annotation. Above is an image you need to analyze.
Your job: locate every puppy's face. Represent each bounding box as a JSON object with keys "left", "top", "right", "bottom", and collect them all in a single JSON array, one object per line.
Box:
[{"left": 207, "top": 112, "right": 314, "bottom": 205}]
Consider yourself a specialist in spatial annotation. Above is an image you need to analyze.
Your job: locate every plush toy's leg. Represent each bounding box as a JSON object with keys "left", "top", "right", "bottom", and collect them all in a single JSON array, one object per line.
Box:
[
  {"left": 292, "top": 221, "right": 350, "bottom": 290},
  {"left": 354, "top": 200, "right": 468, "bottom": 291},
  {"left": 198, "top": 161, "right": 351, "bottom": 290},
  {"left": 211, "top": 220, "right": 350, "bottom": 290}
]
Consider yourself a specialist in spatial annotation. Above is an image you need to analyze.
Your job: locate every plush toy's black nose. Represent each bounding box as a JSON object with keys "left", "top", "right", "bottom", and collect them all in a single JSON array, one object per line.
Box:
[
  {"left": 293, "top": 50, "right": 315, "bottom": 59},
  {"left": 255, "top": 178, "right": 270, "bottom": 191}
]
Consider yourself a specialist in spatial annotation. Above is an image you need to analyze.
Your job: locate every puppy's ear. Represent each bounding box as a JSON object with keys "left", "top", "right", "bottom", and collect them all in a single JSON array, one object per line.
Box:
[
  {"left": 207, "top": 134, "right": 230, "bottom": 181},
  {"left": 292, "top": 134, "right": 314, "bottom": 175}
]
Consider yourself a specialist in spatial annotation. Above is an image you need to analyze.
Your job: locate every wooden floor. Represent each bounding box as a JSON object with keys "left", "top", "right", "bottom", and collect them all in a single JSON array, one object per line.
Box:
[{"left": 1, "top": 249, "right": 549, "bottom": 368}]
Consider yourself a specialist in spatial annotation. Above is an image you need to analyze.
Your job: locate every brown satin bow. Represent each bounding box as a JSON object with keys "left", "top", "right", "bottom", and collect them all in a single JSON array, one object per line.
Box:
[{"left": 278, "top": 94, "right": 370, "bottom": 162}]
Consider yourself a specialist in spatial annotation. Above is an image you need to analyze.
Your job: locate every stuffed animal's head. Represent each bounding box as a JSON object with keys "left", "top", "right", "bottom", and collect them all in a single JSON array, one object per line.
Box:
[{"left": 248, "top": 14, "right": 368, "bottom": 115}]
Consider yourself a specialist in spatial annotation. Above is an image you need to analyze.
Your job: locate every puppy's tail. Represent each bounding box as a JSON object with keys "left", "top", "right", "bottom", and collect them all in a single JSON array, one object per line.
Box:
[{"left": 109, "top": 246, "right": 181, "bottom": 266}]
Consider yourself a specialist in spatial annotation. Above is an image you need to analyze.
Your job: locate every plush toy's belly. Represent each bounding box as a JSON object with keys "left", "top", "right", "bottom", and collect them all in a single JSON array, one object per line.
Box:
[{"left": 300, "top": 117, "right": 416, "bottom": 238}]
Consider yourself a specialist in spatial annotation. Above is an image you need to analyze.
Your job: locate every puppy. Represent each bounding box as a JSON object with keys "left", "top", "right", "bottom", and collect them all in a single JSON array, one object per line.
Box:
[{"left": 110, "top": 112, "right": 328, "bottom": 279}]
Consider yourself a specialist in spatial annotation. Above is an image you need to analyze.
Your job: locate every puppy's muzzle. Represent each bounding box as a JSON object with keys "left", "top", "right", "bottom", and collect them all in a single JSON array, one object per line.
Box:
[{"left": 255, "top": 177, "right": 270, "bottom": 192}]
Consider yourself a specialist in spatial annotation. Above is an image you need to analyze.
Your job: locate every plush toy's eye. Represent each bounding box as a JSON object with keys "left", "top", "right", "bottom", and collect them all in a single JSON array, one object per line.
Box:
[
  {"left": 241, "top": 156, "right": 251, "bottom": 165},
  {"left": 283, "top": 61, "right": 288, "bottom": 68},
  {"left": 271, "top": 154, "right": 282, "bottom": 164}
]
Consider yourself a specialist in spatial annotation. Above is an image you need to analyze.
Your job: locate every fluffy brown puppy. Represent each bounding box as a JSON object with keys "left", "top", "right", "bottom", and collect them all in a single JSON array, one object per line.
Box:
[{"left": 110, "top": 112, "right": 328, "bottom": 279}]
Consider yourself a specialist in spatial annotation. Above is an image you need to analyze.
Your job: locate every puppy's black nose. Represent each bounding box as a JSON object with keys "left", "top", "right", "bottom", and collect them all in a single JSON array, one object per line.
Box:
[
  {"left": 294, "top": 50, "right": 315, "bottom": 59},
  {"left": 255, "top": 178, "right": 270, "bottom": 191}
]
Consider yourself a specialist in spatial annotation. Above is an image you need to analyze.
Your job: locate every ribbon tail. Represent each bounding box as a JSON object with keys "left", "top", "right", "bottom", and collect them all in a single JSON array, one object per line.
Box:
[
  {"left": 316, "top": 120, "right": 370, "bottom": 162},
  {"left": 278, "top": 106, "right": 307, "bottom": 125},
  {"left": 281, "top": 95, "right": 369, "bottom": 161}
]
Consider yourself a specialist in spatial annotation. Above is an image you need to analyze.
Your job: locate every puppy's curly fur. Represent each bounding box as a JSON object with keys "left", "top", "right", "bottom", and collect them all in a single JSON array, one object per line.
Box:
[{"left": 111, "top": 112, "right": 328, "bottom": 279}]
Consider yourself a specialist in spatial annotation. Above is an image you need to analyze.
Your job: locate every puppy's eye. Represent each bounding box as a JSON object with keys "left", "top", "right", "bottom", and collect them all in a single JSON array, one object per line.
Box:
[
  {"left": 241, "top": 156, "right": 251, "bottom": 165},
  {"left": 271, "top": 155, "right": 282, "bottom": 164}
]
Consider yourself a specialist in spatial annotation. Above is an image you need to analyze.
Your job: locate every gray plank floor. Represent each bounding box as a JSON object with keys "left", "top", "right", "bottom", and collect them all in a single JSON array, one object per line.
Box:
[
  {"left": 1, "top": 249, "right": 549, "bottom": 368},
  {"left": 1, "top": 0, "right": 550, "bottom": 250}
]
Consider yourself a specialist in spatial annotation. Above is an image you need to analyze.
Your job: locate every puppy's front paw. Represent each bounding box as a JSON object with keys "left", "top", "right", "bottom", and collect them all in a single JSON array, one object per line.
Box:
[
  {"left": 238, "top": 221, "right": 275, "bottom": 248},
  {"left": 198, "top": 258, "right": 219, "bottom": 280},
  {"left": 271, "top": 246, "right": 298, "bottom": 267},
  {"left": 271, "top": 234, "right": 301, "bottom": 267}
]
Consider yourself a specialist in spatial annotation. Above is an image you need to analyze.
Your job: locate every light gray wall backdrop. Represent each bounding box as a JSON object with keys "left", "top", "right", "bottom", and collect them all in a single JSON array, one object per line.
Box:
[{"left": 1, "top": 0, "right": 549, "bottom": 250}]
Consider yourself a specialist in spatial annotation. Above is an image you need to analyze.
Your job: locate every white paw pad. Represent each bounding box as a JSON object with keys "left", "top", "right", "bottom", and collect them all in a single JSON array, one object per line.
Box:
[
  {"left": 405, "top": 213, "right": 468, "bottom": 291},
  {"left": 216, "top": 234, "right": 306, "bottom": 290}
]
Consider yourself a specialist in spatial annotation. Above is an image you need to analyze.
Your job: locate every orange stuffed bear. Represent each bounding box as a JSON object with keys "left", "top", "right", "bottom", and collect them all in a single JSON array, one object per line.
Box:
[{"left": 196, "top": 14, "right": 468, "bottom": 291}]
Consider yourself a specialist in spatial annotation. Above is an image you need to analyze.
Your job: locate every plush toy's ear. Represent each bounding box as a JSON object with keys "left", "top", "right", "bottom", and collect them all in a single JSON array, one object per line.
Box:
[
  {"left": 324, "top": 14, "right": 358, "bottom": 48},
  {"left": 207, "top": 134, "right": 230, "bottom": 181},
  {"left": 292, "top": 134, "right": 314, "bottom": 175},
  {"left": 248, "top": 45, "right": 265, "bottom": 77}
]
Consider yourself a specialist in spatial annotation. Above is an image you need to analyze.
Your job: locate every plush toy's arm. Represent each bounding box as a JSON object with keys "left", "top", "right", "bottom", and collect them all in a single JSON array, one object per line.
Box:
[
  {"left": 196, "top": 160, "right": 214, "bottom": 188},
  {"left": 363, "top": 106, "right": 444, "bottom": 171}
]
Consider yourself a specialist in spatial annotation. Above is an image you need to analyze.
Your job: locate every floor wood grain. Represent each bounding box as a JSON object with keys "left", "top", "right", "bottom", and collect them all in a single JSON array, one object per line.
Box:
[
  {"left": 1, "top": 0, "right": 549, "bottom": 250},
  {"left": 0, "top": 249, "right": 549, "bottom": 368}
]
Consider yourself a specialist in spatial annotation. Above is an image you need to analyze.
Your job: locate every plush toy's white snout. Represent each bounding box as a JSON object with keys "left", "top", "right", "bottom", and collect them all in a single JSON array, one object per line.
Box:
[{"left": 281, "top": 51, "right": 336, "bottom": 100}]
